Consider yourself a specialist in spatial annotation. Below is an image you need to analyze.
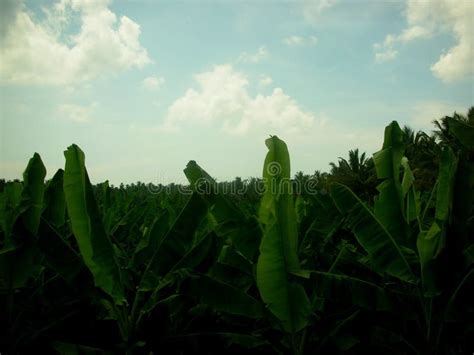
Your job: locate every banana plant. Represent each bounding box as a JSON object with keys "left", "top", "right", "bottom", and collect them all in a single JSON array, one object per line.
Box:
[
  {"left": 61, "top": 145, "right": 267, "bottom": 352},
  {"left": 256, "top": 136, "right": 311, "bottom": 353},
  {"left": 1, "top": 156, "right": 44, "bottom": 350},
  {"left": 1, "top": 115, "right": 472, "bottom": 354},
  {"left": 326, "top": 120, "right": 473, "bottom": 354},
  {"left": 184, "top": 160, "right": 261, "bottom": 261},
  {"left": 61, "top": 145, "right": 210, "bottom": 351}
]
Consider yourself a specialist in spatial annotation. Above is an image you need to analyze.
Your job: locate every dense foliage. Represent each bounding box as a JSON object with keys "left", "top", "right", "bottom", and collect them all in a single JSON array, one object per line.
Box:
[{"left": 1, "top": 110, "right": 473, "bottom": 354}]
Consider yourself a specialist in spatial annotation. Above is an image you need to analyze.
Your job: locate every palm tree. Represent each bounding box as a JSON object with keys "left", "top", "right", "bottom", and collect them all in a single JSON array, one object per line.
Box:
[
  {"left": 329, "top": 148, "right": 375, "bottom": 201},
  {"left": 432, "top": 107, "right": 474, "bottom": 147},
  {"left": 403, "top": 125, "right": 441, "bottom": 191},
  {"left": 312, "top": 170, "right": 329, "bottom": 186},
  {"left": 467, "top": 106, "right": 474, "bottom": 123},
  {"left": 329, "top": 149, "right": 370, "bottom": 178},
  {"left": 403, "top": 126, "right": 416, "bottom": 146},
  {"left": 293, "top": 171, "right": 310, "bottom": 196}
]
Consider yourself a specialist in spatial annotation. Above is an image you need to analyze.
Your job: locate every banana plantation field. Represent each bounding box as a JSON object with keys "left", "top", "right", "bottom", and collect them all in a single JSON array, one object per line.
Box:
[{"left": 1, "top": 115, "right": 473, "bottom": 354}]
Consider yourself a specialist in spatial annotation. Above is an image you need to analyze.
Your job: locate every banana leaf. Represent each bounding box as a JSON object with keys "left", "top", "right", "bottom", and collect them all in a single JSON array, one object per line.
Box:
[
  {"left": 20, "top": 153, "right": 46, "bottom": 235},
  {"left": 139, "top": 193, "right": 208, "bottom": 291},
  {"left": 331, "top": 183, "right": 417, "bottom": 284},
  {"left": 417, "top": 146, "right": 457, "bottom": 296},
  {"left": 256, "top": 136, "right": 310, "bottom": 333},
  {"left": 184, "top": 160, "right": 261, "bottom": 260},
  {"left": 63, "top": 144, "right": 125, "bottom": 304},
  {"left": 372, "top": 121, "right": 408, "bottom": 242},
  {"left": 188, "top": 273, "right": 264, "bottom": 318},
  {"left": 293, "top": 270, "right": 392, "bottom": 311},
  {"left": 43, "top": 169, "right": 66, "bottom": 227}
]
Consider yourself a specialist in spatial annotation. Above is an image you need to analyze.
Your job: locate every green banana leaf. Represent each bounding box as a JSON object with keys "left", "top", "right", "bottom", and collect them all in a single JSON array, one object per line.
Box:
[
  {"left": 0, "top": 153, "right": 46, "bottom": 289},
  {"left": 330, "top": 183, "right": 417, "bottom": 284},
  {"left": 0, "top": 182, "right": 23, "bottom": 242},
  {"left": 4, "top": 222, "right": 40, "bottom": 289},
  {"left": 293, "top": 270, "right": 392, "bottom": 311},
  {"left": 37, "top": 218, "right": 85, "bottom": 283},
  {"left": 372, "top": 121, "right": 408, "bottom": 242},
  {"left": 184, "top": 160, "right": 261, "bottom": 260},
  {"left": 170, "top": 231, "right": 215, "bottom": 272},
  {"left": 188, "top": 273, "right": 264, "bottom": 318},
  {"left": 131, "top": 211, "right": 170, "bottom": 270},
  {"left": 256, "top": 136, "right": 310, "bottom": 333},
  {"left": 63, "top": 144, "right": 125, "bottom": 304},
  {"left": 216, "top": 245, "right": 253, "bottom": 276},
  {"left": 140, "top": 248, "right": 218, "bottom": 317},
  {"left": 417, "top": 146, "right": 458, "bottom": 296},
  {"left": 140, "top": 229, "right": 219, "bottom": 316},
  {"left": 435, "top": 147, "right": 458, "bottom": 222},
  {"left": 401, "top": 157, "right": 420, "bottom": 224},
  {"left": 20, "top": 153, "right": 46, "bottom": 235},
  {"left": 216, "top": 332, "right": 269, "bottom": 349},
  {"left": 139, "top": 193, "right": 208, "bottom": 291},
  {"left": 43, "top": 169, "right": 66, "bottom": 227}
]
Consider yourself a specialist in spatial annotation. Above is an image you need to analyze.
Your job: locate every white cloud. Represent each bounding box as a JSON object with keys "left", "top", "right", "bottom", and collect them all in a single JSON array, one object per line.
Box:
[
  {"left": 374, "top": 26, "right": 432, "bottom": 63},
  {"left": 58, "top": 102, "right": 97, "bottom": 123},
  {"left": 398, "top": 25, "right": 432, "bottom": 43},
  {"left": 259, "top": 75, "right": 273, "bottom": 87},
  {"left": 283, "top": 35, "right": 318, "bottom": 47},
  {"left": 161, "top": 65, "right": 314, "bottom": 135},
  {"left": 143, "top": 76, "right": 165, "bottom": 90},
  {"left": 228, "top": 88, "right": 314, "bottom": 135},
  {"left": 303, "top": 0, "right": 337, "bottom": 24},
  {"left": 374, "top": 48, "right": 398, "bottom": 63},
  {"left": 238, "top": 46, "right": 269, "bottom": 63},
  {"left": 374, "top": 0, "right": 473, "bottom": 82},
  {"left": 0, "top": 0, "right": 150, "bottom": 85}
]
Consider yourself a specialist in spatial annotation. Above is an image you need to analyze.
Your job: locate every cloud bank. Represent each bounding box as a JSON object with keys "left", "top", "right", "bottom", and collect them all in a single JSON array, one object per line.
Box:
[
  {"left": 161, "top": 65, "right": 314, "bottom": 135},
  {"left": 374, "top": 0, "right": 473, "bottom": 82},
  {"left": 0, "top": 0, "right": 150, "bottom": 85}
]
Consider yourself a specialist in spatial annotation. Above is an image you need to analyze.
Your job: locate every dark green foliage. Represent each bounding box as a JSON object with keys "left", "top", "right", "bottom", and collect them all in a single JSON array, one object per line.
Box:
[{"left": 1, "top": 107, "right": 472, "bottom": 354}]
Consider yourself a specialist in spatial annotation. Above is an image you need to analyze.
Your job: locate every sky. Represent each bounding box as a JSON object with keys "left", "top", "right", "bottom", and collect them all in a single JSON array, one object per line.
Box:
[{"left": 0, "top": 0, "right": 473, "bottom": 184}]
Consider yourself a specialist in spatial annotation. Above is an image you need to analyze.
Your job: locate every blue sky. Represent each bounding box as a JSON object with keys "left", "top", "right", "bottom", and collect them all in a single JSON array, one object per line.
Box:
[{"left": 1, "top": 0, "right": 472, "bottom": 184}]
